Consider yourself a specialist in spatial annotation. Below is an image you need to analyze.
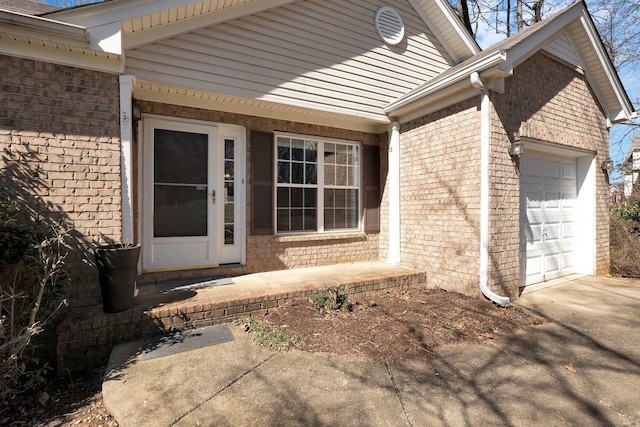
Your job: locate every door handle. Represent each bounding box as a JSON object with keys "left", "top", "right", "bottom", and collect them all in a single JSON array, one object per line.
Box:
[{"left": 208, "top": 191, "right": 216, "bottom": 204}]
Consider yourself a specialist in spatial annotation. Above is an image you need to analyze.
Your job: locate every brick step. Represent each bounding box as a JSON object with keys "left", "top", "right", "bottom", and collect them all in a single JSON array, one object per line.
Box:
[{"left": 56, "top": 262, "right": 426, "bottom": 374}]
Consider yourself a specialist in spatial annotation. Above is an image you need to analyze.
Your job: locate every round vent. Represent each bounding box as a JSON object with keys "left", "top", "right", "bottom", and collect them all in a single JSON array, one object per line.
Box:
[{"left": 375, "top": 6, "right": 405, "bottom": 46}]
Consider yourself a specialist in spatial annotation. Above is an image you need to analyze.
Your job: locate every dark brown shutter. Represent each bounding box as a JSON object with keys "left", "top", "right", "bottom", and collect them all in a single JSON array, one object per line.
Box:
[
  {"left": 251, "top": 131, "right": 274, "bottom": 235},
  {"left": 363, "top": 144, "right": 381, "bottom": 233}
]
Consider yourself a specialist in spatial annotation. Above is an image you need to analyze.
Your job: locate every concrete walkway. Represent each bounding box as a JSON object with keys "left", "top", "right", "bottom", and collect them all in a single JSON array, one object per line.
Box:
[{"left": 103, "top": 276, "right": 640, "bottom": 426}]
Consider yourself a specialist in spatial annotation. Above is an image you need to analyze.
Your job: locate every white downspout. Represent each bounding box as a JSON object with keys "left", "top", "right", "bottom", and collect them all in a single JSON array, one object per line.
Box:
[
  {"left": 387, "top": 121, "right": 401, "bottom": 265},
  {"left": 471, "top": 72, "right": 510, "bottom": 305},
  {"left": 119, "top": 75, "right": 135, "bottom": 244}
]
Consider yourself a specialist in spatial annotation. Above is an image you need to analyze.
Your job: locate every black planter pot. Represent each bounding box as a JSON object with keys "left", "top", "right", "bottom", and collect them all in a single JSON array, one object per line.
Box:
[{"left": 94, "top": 244, "right": 141, "bottom": 313}]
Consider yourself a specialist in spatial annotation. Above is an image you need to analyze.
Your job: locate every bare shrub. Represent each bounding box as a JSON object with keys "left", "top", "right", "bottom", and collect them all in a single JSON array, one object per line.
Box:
[
  {"left": 0, "top": 193, "right": 68, "bottom": 402},
  {"left": 610, "top": 200, "right": 640, "bottom": 277}
]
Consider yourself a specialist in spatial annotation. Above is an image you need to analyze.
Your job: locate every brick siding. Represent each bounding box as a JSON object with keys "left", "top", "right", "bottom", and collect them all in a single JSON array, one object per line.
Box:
[
  {"left": 0, "top": 55, "right": 121, "bottom": 308},
  {"left": 398, "top": 98, "right": 482, "bottom": 295},
  {"left": 491, "top": 51, "right": 610, "bottom": 295}
]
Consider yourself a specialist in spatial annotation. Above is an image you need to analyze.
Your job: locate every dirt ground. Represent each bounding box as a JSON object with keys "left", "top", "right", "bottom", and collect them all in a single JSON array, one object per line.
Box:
[
  {"left": 3, "top": 288, "right": 543, "bottom": 426},
  {"left": 261, "top": 288, "right": 545, "bottom": 364}
]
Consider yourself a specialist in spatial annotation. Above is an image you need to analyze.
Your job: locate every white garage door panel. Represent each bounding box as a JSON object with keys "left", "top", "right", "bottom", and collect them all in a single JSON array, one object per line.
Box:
[{"left": 522, "top": 152, "right": 577, "bottom": 285}]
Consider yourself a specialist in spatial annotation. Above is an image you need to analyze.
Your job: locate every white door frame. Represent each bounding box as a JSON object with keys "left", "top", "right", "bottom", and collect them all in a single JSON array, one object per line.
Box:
[
  {"left": 140, "top": 115, "right": 246, "bottom": 272},
  {"left": 519, "top": 140, "right": 595, "bottom": 287}
]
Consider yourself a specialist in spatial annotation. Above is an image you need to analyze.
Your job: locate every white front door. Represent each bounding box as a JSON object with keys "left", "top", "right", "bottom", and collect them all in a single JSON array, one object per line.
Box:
[
  {"left": 142, "top": 117, "right": 245, "bottom": 271},
  {"left": 521, "top": 152, "right": 577, "bottom": 285}
]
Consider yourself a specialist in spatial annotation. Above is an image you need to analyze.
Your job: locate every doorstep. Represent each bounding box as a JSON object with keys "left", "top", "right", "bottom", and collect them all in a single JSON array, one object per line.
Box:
[{"left": 56, "top": 261, "right": 426, "bottom": 375}]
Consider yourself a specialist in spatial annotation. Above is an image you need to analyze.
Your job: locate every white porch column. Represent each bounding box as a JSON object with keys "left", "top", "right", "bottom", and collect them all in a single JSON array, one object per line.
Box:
[
  {"left": 387, "top": 121, "right": 401, "bottom": 265},
  {"left": 119, "top": 75, "right": 135, "bottom": 244}
]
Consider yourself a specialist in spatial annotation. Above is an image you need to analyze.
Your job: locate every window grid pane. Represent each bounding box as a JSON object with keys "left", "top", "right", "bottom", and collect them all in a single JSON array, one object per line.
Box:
[{"left": 276, "top": 137, "right": 358, "bottom": 233}]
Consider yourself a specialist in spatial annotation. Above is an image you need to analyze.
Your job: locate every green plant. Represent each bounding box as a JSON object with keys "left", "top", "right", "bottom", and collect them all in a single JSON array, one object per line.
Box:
[
  {"left": 310, "top": 286, "right": 352, "bottom": 312},
  {"left": 614, "top": 199, "right": 640, "bottom": 232},
  {"left": 0, "top": 192, "right": 68, "bottom": 401},
  {"left": 234, "top": 317, "right": 303, "bottom": 351},
  {"left": 438, "top": 327, "right": 456, "bottom": 337}
]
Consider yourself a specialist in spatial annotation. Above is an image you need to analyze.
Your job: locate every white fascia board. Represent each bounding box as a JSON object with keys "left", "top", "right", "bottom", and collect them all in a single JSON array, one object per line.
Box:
[
  {"left": 431, "top": 0, "right": 480, "bottom": 57},
  {"left": 123, "top": 0, "right": 298, "bottom": 49},
  {"left": 385, "top": 50, "right": 506, "bottom": 116},
  {"left": 0, "top": 10, "right": 87, "bottom": 45},
  {"left": 47, "top": 0, "right": 205, "bottom": 26},
  {"left": 395, "top": 86, "right": 479, "bottom": 124},
  {"left": 575, "top": 10, "right": 636, "bottom": 124},
  {"left": 407, "top": 0, "right": 461, "bottom": 64},
  {"left": 0, "top": 37, "right": 123, "bottom": 73}
]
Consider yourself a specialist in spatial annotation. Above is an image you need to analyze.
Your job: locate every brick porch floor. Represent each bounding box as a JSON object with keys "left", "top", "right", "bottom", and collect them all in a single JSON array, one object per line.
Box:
[{"left": 56, "top": 261, "right": 426, "bottom": 374}]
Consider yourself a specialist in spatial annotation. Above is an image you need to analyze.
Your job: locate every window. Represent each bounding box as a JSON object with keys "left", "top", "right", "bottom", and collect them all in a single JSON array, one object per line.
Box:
[{"left": 275, "top": 135, "right": 360, "bottom": 233}]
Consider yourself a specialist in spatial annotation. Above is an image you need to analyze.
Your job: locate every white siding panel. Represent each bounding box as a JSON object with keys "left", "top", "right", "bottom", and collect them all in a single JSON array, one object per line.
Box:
[
  {"left": 126, "top": 0, "right": 453, "bottom": 121},
  {"left": 544, "top": 33, "right": 582, "bottom": 68}
]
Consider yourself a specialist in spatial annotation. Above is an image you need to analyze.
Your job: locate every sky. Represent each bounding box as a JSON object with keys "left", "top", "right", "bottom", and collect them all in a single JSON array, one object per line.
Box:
[{"left": 43, "top": 0, "right": 638, "bottom": 181}]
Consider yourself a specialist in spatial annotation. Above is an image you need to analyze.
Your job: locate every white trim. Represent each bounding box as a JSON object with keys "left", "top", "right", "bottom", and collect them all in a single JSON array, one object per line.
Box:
[
  {"left": 0, "top": 10, "right": 87, "bottom": 43},
  {"left": 122, "top": 0, "right": 299, "bottom": 49},
  {"left": 119, "top": 75, "right": 135, "bottom": 244},
  {"left": 387, "top": 122, "right": 401, "bottom": 265},
  {"left": 141, "top": 114, "right": 246, "bottom": 270},
  {"left": 132, "top": 84, "right": 388, "bottom": 134},
  {"left": 273, "top": 133, "right": 361, "bottom": 235},
  {"left": 430, "top": 0, "right": 480, "bottom": 56},
  {"left": 575, "top": 12, "right": 637, "bottom": 124},
  {"left": 0, "top": 38, "right": 123, "bottom": 73},
  {"left": 520, "top": 139, "right": 596, "bottom": 281},
  {"left": 218, "top": 130, "right": 247, "bottom": 265}
]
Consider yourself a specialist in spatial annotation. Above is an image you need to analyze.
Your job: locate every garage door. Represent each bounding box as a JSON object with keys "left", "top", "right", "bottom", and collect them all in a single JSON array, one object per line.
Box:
[{"left": 521, "top": 152, "right": 577, "bottom": 285}]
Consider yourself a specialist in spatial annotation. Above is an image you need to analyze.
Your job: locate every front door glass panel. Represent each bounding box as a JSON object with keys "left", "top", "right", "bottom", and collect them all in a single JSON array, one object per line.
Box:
[{"left": 153, "top": 129, "right": 208, "bottom": 237}]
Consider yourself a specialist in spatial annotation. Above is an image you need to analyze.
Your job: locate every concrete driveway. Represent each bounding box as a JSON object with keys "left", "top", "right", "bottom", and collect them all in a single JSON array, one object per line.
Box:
[{"left": 103, "top": 276, "right": 640, "bottom": 426}]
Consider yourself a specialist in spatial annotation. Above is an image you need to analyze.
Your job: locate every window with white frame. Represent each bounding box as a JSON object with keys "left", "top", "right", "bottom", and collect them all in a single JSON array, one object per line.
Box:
[{"left": 276, "top": 135, "right": 360, "bottom": 233}]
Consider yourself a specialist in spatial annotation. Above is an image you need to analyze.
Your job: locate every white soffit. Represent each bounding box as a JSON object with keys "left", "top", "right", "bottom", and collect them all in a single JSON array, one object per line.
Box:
[
  {"left": 133, "top": 79, "right": 390, "bottom": 134},
  {"left": 0, "top": 10, "right": 122, "bottom": 73}
]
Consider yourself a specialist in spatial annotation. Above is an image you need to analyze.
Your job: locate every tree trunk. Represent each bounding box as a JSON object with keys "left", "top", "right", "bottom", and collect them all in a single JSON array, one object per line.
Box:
[{"left": 517, "top": 0, "right": 524, "bottom": 32}]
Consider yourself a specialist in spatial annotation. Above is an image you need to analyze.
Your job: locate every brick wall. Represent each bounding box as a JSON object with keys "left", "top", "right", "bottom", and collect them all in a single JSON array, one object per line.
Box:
[
  {"left": 138, "top": 102, "right": 382, "bottom": 275},
  {"left": 491, "top": 51, "right": 610, "bottom": 294},
  {"left": 397, "top": 51, "right": 610, "bottom": 299},
  {"left": 398, "top": 98, "right": 482, "bottom": 295},
  {"left": 0, "top": 55, "right": 121, "bottom": 308}
]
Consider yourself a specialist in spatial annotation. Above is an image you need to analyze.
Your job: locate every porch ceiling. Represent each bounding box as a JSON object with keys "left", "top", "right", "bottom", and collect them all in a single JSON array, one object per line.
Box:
[{"left": 133, "top": 78, "right": 391, "bottom": 134}]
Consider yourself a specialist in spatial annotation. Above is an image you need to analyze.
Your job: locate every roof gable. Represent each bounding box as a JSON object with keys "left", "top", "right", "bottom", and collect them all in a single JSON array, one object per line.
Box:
[
  {"left": 125, "top": 0, "right": 460, "bottom": 131},
  {"left": 387, "top": 0, "right": 636, "bottom": 126},
  {"left": 48, "top": 0, "right": 479, "bottom": 61}
]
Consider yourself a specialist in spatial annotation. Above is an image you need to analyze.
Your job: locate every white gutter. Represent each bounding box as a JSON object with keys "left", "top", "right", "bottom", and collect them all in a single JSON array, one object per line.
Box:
[
  {"left": 471, "top": 72, "right": 510, "bottom": 306},
  {"left": 0, "top": 10, "right": 87, "bottom": 42},
  {"left": 385, "top": 50, "right": 507, "bottom": 116}
]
